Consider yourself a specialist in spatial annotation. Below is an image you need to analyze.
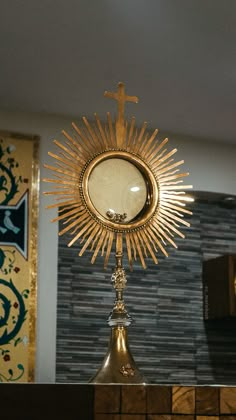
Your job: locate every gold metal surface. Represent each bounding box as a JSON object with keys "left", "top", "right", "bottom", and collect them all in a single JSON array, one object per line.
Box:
[
  {"left": 90, "top": 250, "right": 145, "bottom": 383},
  {"left": 43, "top": 82, "right": 193, "bottom": 383},
  {"left": 28, "top": 136, "right": 40, "bottom": 383},
  {"left": 89, "top": 326, "right": 145, "bottom": 384},
  {"left": 81, "top": 149, "right": 159, "bottom": 233},
  {"left": 104, "top": 82, "right": 138, "bottom": 147},
  {"left": 106, "top": 210, "right": 127, "bottom": 223},
  {"left": 44, "top": 83, "right": 193, "bottom": 268},
  {"left": 108, "top": 251, "right": 131, "bottom": 326}
]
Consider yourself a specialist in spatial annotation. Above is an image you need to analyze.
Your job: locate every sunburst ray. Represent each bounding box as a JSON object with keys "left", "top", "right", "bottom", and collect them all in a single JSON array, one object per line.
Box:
[
  {"left": 44, "top": 163, "right": 78, "bottom": 179},
  {"left": 79, "top": 223, "right": 101, "bottom": 256},
  {"left": 107, "top": 112, "right": 116, "bottom": 147},
  {"left": 125, "top": 233, "right": 133, "bottom": 270},
  {"left": 147, "top": 225, "right": 169, "bottom": 257},
  {"left": 139, "top": 128, "right": 159, "bottom": 156},
  {"left": 71, "top": 122, "right": 97, "bottom": 156},
  {"left": 133, "top": 122, "right": 147, "bottom": 154},
  {"left": 91, "top": 228, "right": 107, "bottom": 264},
  {"left": 104, "top": 231, "right": 114, "bottom": 268},
  {"left": 127, "top": 117, "right": 136, "bottom": 148},
  {"left": 101, "top": 231, "right": 110, "bottom": 257},
  {"left": 94, "top": 114, "right": 109, "bottom": 149},
  {"left": 51, "top": 206, "right": 84, "bottom": 223}
]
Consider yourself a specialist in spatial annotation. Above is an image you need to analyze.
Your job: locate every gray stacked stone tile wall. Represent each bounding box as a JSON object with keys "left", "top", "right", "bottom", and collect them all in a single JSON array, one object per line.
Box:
[{"left": 56, "top": 192, "right": 236, "bottom": 384}]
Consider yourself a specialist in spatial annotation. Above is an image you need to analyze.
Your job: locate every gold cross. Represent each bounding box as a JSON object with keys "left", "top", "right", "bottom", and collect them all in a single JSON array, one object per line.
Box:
[{"left": 104, "top": 82, "right": 139, "bottom": 146}]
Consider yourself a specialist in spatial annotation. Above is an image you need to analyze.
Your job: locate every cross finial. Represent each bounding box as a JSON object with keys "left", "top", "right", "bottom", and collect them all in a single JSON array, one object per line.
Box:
[{"left": 104, "top": 82, "right": 139, "bottom": 146}]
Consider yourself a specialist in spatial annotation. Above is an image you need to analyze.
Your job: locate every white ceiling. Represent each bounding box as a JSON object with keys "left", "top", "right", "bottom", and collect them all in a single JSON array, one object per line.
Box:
[{"left": 1, "top": 0, "right": 236, "bottom": 144}]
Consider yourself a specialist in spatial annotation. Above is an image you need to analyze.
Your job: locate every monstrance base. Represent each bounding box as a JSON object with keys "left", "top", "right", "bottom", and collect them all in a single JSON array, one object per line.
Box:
[{"left": 89, "top": 326, "right": 146, "bottom": 384}]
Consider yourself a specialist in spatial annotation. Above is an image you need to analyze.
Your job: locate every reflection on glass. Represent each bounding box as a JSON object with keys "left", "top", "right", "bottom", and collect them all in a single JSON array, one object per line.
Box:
[{"left": 88, "top": 158, "right": 147, "bottom": 222}]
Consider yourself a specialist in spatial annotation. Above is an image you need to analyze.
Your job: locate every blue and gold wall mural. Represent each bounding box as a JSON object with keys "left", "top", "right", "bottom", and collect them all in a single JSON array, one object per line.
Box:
[{"left": 0, "top": 132, "right": 39, "bottom": 382}]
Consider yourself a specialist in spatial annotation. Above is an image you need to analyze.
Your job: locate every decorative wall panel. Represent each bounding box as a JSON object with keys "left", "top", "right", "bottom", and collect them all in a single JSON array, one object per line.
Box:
[
  {"left": 0, "top": 131, "right": 39, "bottom": 382},
  {"left": 1, "top": 384, "right": 236, "bottom": 419}
]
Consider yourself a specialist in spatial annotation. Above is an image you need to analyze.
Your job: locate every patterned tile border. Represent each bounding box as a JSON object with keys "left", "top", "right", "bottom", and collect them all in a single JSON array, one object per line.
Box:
[
  {"left": 93, "top": 385, "right": 236, "bottom": 417},
  {"left": 1, "top": 384, "right": 236, "bottom": 419}
]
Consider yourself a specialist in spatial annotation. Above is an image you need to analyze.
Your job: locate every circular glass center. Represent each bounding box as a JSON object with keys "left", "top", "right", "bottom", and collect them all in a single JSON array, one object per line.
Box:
[{"left": 88, "top": 158, "right": 147, "bottom": 223}]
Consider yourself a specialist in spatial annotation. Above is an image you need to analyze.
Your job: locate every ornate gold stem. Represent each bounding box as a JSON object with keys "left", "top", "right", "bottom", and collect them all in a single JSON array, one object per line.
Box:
[
  {"left": 108, "top": 251, "right": 132, "bottom": 327},
  {"left": 90, "top": 251, "right": 146, "bottom": 383}
]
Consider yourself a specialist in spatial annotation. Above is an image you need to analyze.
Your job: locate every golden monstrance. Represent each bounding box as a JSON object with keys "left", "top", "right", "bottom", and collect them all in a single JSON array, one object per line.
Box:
[{"left": 44, "top": 82, "right": 193, "bottom": 383}]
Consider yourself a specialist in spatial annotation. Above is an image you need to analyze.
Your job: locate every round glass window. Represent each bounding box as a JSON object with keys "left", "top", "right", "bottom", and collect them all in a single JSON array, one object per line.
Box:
[{"left": 88, "top": 158, "right": 147, "bottom": 223}]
